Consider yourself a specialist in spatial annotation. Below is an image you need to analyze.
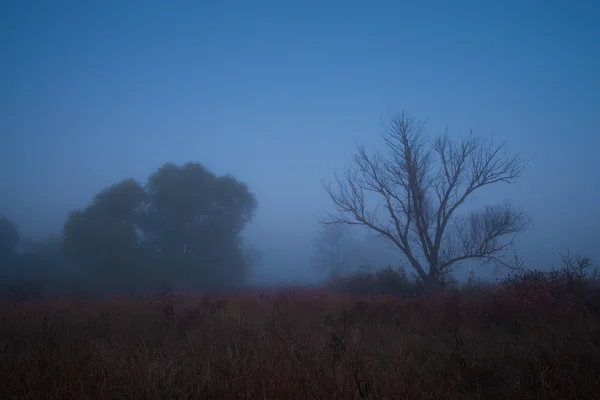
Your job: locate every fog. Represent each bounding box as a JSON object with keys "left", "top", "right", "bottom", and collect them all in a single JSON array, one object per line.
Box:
[{"left": 1, "top": 1, "right": 598, "bottom": 292}]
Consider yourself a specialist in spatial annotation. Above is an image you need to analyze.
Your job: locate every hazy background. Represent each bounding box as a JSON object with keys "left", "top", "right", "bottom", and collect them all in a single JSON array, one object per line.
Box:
[{"left": 1, "top": 0, "right": 598, "bottom": 285}]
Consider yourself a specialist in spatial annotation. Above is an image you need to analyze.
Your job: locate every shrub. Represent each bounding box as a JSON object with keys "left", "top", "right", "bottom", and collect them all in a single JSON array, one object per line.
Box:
[{"left": 326, "top": 264, "right": 425, "bottom": 297}]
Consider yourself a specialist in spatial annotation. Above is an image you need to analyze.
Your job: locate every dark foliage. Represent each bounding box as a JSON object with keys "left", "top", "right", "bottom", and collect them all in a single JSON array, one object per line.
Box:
[
  {"left": 0, "top": 215, "right": 19, "bottom": 258},
  {"left": 1, "top": 161, "right": 259, "bottom": 298},
  {"left": 1, "top": 270, "right": 600, "bottom": 399}
]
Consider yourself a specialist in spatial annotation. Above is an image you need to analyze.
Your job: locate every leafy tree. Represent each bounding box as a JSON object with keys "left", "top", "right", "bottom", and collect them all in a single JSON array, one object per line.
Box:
[
  {"left": 0, "top": 216, "right": 19, "bottom": 260},
  {"left": 321, "top": 111, "right": 532, "bottom": 290},
  {"left": 0, "top": 220, "right": 68, "bottom": 299},
  {"left": 63, "top": 162, "right": 258, "bottom": 292},
  {"left": 144, "top": 162, "right": 257, "bottom": 288},
  {"left": 87, "top": 178, "right": 148, "bottom": 222},
  {"left": 63, "top": 179, "right": 149, "bottom": 291}
]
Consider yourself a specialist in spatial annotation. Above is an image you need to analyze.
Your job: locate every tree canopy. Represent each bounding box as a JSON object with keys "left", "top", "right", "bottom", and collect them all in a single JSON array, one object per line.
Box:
[
  {"left": 63, "top": 162, "right": 258, "bottom": 292},
  {"left": 0, "top": 216, "right": 19, "bottom": 257}
]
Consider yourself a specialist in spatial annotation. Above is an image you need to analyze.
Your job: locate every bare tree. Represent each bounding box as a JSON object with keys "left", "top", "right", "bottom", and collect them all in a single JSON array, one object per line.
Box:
[
  {"left": 320, "top": 111, "right": 532, "bottom": 290},
  {"left": 310, "top": 224, "right": 359, "bottom": 278}
]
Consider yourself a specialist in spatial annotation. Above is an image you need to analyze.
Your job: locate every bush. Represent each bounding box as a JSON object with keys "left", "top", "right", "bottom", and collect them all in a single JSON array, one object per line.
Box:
[
  {"left": 2, "top": 275, "right": 600, "bottom": 399},
  {"left": 326, "top": 265, "right": 425, "bottom": 297}
]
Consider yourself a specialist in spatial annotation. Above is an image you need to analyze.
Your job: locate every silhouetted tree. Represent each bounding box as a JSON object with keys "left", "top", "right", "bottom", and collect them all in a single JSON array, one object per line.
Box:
[
  {"left": 63, "top": 179, "right": 148, "bottom": 291},
  {"left": 321, "top": 111, "right": 532, "bottom": 290},
  {"left": 0, "top": 216, "right": 19, "bottom": 260},
  {"left": 142, "top": 162, "right": 257, "bottom": 288},
  {"left": 310, "top": 224, "right": 358, "bottom": 278},
  {"left": 63, "top": 162, "right": 258, "bottom": 292},
  {"left": 0, "top": 219, "right": 65, "bottom": 299}
]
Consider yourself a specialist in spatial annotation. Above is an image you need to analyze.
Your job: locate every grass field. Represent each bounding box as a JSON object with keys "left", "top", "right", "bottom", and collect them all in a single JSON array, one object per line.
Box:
[{"left": 1, "top": 279, "right": 599, "bottom": 399}]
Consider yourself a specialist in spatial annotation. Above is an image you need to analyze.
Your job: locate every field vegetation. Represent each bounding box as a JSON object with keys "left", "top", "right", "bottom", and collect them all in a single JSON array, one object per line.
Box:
[{"left": 1, "top": 255, "right": 599, "bottom": 399}]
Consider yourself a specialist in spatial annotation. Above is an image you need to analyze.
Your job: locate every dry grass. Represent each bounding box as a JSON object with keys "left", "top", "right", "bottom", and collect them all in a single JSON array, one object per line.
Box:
[{"left": 1, "top": 283, "right": 599, "bottom": 400}]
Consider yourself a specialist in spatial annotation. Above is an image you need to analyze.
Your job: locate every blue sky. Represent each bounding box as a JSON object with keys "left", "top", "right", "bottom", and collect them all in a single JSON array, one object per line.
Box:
[{"left": 1, "top": 0, "right": 598, "bottom": 282}]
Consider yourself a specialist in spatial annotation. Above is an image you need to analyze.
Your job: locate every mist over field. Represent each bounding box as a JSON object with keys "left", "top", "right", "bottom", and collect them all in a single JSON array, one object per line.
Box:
[
  {"left": 2, "top": 2, "right": 600, "bottom": 398},
  {"left": 0, "top": 0, "right": 598, "bottom": 293}
]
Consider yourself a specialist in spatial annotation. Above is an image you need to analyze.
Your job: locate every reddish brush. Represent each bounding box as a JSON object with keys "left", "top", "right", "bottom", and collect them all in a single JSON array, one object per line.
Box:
[{"left": 1, "top": 281, "right": 599, "bottom": 399}]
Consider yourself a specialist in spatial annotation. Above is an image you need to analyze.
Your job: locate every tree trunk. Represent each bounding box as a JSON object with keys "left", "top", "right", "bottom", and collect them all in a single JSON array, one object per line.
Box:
[{"left": 424, "top": 268, "right": 443, "bottom": 294}]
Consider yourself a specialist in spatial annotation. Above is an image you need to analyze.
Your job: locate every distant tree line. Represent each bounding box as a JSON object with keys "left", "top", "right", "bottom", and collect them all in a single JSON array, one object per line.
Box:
[
  {"left": 2, "top": 110, "right": 542, "bottom": 298},
  {"left": 0, "top": 162, "right": 259, "bottom": 298}
]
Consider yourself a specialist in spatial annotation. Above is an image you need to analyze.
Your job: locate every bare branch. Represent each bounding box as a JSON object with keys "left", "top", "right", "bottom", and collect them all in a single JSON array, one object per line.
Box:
[
  {"left": 309, "top": 224, "right": 359, "bottom": 277},
  {"left": 439, "top": 202, "right": 532, "bottom": 270},
  {"left": 321, "top": 110, "right": 532, "bottom": 286}
]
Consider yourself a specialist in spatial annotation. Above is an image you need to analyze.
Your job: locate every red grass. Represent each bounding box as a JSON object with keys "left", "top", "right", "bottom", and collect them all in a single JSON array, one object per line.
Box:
[{"left": 1, "top": 283, "right": 600, "bottom": 399}]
